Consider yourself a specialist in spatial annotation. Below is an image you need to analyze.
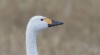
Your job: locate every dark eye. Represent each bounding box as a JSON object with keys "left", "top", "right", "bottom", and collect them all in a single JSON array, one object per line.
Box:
[{"left": 41, "top": 19, "right": 43, "bottom": 21}]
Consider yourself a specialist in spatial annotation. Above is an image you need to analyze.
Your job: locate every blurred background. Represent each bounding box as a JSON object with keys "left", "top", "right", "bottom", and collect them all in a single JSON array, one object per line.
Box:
[{"left": 0, "top": 0, "right": 100, "bottom": 55}]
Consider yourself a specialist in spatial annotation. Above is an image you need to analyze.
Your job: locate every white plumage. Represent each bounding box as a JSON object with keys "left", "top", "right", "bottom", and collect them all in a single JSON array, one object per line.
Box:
[{"left": 26, "top": 16, "right": 63, "bottom": 55}]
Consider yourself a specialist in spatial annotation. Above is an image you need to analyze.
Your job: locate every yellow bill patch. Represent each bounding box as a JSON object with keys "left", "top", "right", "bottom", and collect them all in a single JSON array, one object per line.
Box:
[{"left": 44, "top": 18, "right": 52, "bottom": 24}]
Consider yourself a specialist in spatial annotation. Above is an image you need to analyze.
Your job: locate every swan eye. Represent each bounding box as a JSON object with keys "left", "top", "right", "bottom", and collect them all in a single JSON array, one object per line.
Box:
[{"left": 41, "top": 19, "right": 43, "bottom": 21}]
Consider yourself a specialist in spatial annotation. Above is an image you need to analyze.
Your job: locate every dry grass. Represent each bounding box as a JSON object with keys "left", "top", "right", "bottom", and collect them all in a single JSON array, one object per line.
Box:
[{"left": 0, "top": 0, "right": 100, "bottom": 55}]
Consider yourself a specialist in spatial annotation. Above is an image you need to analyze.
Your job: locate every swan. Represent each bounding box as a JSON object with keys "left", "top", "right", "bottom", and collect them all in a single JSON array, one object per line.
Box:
[{"left": 26, "top": 16, "right": 63, "bottom": 55}]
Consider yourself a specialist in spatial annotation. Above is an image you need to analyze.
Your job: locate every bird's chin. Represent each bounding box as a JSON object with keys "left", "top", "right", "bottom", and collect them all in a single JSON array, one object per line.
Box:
[{"left": 37, "top": 27, "right": 48, "bottom": 32}]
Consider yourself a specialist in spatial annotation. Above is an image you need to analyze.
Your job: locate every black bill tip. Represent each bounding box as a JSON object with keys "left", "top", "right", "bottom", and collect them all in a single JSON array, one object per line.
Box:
[{"left": 48, "top": 20, "right": 64, "bottom": 27}]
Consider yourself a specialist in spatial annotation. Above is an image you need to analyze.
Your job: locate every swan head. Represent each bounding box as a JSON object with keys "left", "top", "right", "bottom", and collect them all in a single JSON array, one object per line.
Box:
[{"left": 27, "top": 15, "right": 63, "bottom": 32}]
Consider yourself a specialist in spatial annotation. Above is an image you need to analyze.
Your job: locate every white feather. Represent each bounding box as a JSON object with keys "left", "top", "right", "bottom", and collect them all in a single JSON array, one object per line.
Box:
[{"left": 26, "top": 16, "right": 48, "bottom": 55}]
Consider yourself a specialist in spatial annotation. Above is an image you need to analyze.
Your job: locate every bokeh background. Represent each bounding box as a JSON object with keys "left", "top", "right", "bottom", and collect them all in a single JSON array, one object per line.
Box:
[{"left": 0, "top": 0, "right": 100, "bottom": 55}]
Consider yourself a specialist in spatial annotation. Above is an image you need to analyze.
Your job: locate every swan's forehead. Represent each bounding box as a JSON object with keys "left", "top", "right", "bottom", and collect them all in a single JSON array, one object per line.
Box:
[
  {"left": 30, "top": 16, "right": 52, "bottom": 24},
  {"left": 33, "top": 16, "right": 45, "bottom": 19}
]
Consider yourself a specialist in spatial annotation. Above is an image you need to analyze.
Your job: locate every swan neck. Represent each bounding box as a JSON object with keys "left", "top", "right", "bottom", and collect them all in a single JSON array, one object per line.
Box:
[{"left": 26, "top": 30, "right": 38, "bottom": 55}]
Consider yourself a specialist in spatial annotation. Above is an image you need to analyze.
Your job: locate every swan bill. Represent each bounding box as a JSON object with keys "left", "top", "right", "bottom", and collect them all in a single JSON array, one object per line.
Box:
[
  {"left": 44, "top": 18, "right": 64, "bottom": 27},
  {"left": 48, "top": 20, "right": 64, "bottom": 27}
]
